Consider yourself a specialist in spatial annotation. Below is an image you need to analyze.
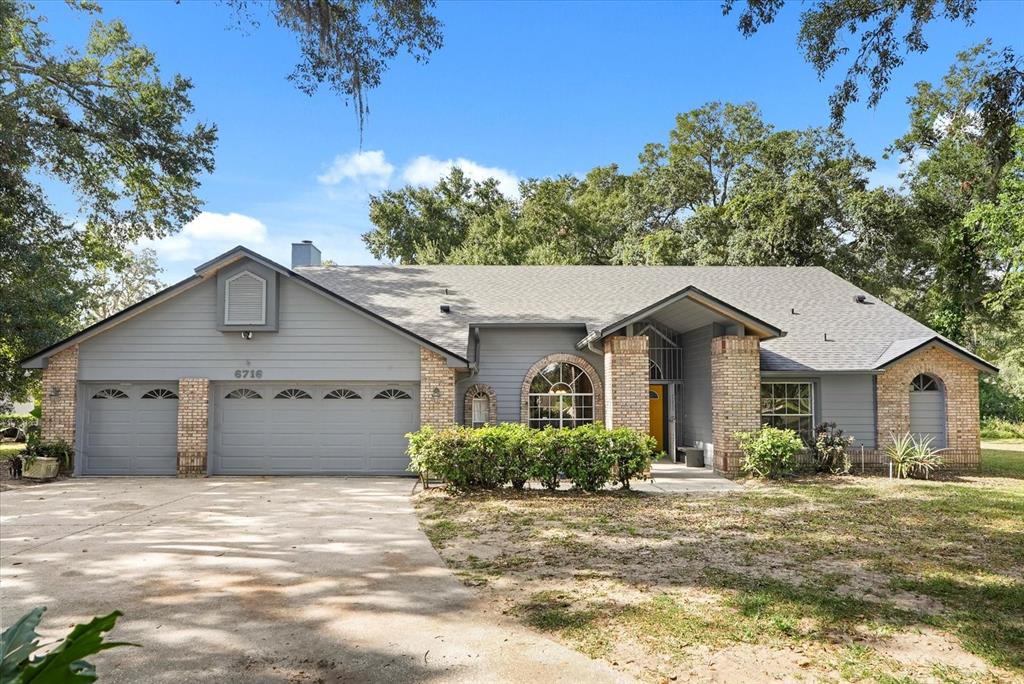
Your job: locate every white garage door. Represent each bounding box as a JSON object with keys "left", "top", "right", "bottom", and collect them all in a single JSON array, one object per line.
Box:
[
  {"left": 211, "top": 383, "right": 419, "bottom": 475},
  {"left": 81, "top": 383, "right": 179, "bottom": 475}
]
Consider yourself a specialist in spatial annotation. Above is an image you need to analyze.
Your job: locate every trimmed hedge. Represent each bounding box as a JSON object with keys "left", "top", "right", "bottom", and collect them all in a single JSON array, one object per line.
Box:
[
  {"left": 0, "top": 413, "right": 35, "bottom": 433},
  {"left": 407, "top": 423, "right": 659, "bottom": 493}
]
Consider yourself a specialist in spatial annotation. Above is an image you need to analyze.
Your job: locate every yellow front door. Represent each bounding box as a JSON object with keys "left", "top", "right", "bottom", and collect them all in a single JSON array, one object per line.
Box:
[{"left": 649, "top": 385, "right": 665, "bottom": 453}]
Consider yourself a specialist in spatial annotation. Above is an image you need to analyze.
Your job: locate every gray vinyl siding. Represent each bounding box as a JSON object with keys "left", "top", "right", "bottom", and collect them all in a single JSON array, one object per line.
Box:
[
  {"left": 680, "top": 325, "right": 713, "bottom": 446},
  {"left": 816, "top": 374, "right": 877, "bottom": 448},
  {"left": 456, "top": 326, "right": 602, "bottom": 424},
  {"left": 78, "top": 276, "right": 421, "bottom": 382}
]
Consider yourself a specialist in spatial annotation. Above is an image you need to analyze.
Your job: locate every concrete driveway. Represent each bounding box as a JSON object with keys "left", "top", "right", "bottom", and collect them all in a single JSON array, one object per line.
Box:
[{"left": 0, "top": 478, "right": 628, "bottom": 683}]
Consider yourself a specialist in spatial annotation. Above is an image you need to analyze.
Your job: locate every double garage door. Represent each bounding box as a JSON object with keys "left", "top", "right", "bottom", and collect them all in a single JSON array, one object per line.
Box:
[
  {"left": 79, "top": 382, "right": 419, "bottom": 475},
  {"left": 211, "top": 383, "right": 419, "bottom": 475}
]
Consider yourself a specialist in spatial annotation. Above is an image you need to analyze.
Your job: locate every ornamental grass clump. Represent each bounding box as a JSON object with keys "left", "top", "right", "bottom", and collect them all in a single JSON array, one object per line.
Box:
[
  {"left": 736, "top": 425, "right": 803, "bottom": 479},
  {"left": 886, "top": 432, "right": 944, "bottom": 479}
]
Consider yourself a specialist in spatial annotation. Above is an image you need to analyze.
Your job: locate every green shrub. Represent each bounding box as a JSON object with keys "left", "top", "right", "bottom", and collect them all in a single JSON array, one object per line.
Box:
[
  {"left": 980, "top": 416, "right": 1024, "bottom": 440},
  {"left": 25, "top": 439, "right": 74, "bottom": 472},
  {"left": 560, "top": 424, "right": 616, "bottom": 492},
  {"left": 530, "top": 427, "right": 568, "bottom": 491},
  {"left": 736, "top": 425, "right": 803, "bottom": 479},
  {"left": 489, "top": 422, "right": 534, "bottom": 489},
  {"left": 885, "top": 433, "right": 944, "bottom": 479},
  {"left": 607, "top": 428, "right": 658, "bottom": 489},
  {"left": 811, "top": 422, "right": 853, "bottom": 474},
  {"left": 980, "top": 376, "right": 1024, "bottom": 422},
  {"left": 407, "top": 423, "right": 658, "bottom": 492}
]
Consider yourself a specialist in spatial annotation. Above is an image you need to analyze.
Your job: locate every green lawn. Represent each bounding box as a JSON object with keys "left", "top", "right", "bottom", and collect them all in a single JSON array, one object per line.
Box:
[{"left": 416, "top": 449, "right": 1024, "bottom": 683}]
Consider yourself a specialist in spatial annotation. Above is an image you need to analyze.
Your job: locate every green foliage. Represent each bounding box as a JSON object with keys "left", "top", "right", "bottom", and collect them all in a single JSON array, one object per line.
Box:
[
  {"left": 736, "top": 426, "right": 803, "bottom": 479},
  {"left": 25, "top": 439, "right": 73, "bottom": 471},
  {"left": 559, "top": 424, "right": 616, "bottom": 492},
  {"left": 0, "top": 413, "right": 34, "bottom": 433},
  {"left": 981, "top": 376, "right": 1024, "bottom": 422},
  {"left": 722, "top": 0, "right": 983, "bottom": 126},
  {"left": 811, "top": 422, "right": 853, "bottom": 474},
  {"left": 980, "top": 417, "right": 1024, "bottom": 440},
  {"left": 607, "top": 428, "right": 659, "bottom": 490},
  {"left": 406, "top": 424, "right": 658, "bottom": 492},
  {"left": 885, "top": 433, "right": 944, "bottom": 479},
  {"left": 1, "top": 0, "right": 216, "bottom": 404},
  {"left": 224, "top": 0, "right": 442, "bottom": 138},
  {"left": 0, "top": 606, "right": 134, "bottom": 683}
]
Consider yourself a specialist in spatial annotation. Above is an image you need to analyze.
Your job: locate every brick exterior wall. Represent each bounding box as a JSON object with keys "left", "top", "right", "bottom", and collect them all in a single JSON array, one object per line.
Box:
[
  {"left": 40, "top": 346, "right": 78, "bottom": 468},
  {"left": 463, "top": 383, "right": 497, "bottom": 426},
  {"left": 421, "top": 348, "right": 456, "bottom": 429},
  {"left": 176, "top": 378, "right": 209, "bottom": 477},
  {"left": 603, "top": 336, "right": 650, "bottom": 433},
  {"left": 875, "top": 345, "right": 981, "bottom": 470},
  {"left": 520, "top": 353, "right": 604, "bottom": 425},
  {"left": 710, "top": 336, "right": 761, "bottom": 475}
]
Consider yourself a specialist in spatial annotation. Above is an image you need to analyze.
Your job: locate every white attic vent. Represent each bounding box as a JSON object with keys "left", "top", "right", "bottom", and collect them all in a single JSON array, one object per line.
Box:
[{"left": 224, "top": 271, "right": 267, "bottom": 325}]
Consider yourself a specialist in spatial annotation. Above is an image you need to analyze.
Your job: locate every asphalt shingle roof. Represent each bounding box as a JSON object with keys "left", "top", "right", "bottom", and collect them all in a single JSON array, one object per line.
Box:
[{"left": 296, "top": 264, "right": 987, "bottom": 373}]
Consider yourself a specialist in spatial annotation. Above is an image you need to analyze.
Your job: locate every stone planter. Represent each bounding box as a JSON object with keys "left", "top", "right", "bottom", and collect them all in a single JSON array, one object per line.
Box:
[{"left": 23, "top": 456, "right": 60, "bottom": 480}]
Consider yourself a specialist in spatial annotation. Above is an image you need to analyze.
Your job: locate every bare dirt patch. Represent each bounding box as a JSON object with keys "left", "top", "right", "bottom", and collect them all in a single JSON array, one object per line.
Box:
[{"left": 415, "top": 467, "right": 1023, "bottom": 683}]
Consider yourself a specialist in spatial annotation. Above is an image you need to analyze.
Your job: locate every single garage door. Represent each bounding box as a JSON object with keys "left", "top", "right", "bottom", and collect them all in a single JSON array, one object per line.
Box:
[
  {"left": 81, "top": 383, "right": 179, "bottom": 475},
  {"left": 211, "top": 383, "right": 419, "bottom": 475}
]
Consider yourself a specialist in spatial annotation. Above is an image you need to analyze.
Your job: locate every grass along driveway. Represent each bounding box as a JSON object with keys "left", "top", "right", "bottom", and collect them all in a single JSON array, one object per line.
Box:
[{"left": 415, "top": 450, "right": 1024, "bottom": 683}]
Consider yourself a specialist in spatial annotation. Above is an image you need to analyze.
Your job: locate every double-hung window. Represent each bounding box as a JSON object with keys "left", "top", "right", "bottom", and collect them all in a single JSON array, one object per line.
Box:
[{"left": 760, "top": 382, "right": 814, "bottom": 444}]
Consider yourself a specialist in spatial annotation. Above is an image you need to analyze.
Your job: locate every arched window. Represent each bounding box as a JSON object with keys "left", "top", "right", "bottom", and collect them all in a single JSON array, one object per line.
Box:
[
  {"left": 909, "top": 373, "right": 946, "bottom": 448},
  {"left": 527, "top": 361, "right": 595, "bottom": 428},
  {"left": 374, "top": 388, "right": 411, "bottom": 400},
  {"left": 324, "top": 388, "right": 361, "bottom": 400},
  {"left": 649, "top": 359, "right": 663, "bottom": 380},
  {"left": 274, "top": 388, "right": 312, "bottom": 399},
  {"left": 141, "top": 388, "right": 178, "bottom": 399},
  {"left": 93, "top": 388, "right": 129, "bottom": 399},
  {"left": 225, "top": 388, "right": 262, "bottom": 400},
  {"left": 464, "top": 384, "right": 496, "bottom": 427}
]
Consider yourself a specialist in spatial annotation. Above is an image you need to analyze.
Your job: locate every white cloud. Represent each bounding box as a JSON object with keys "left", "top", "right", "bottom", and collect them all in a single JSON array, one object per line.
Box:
[
  {"left": 317, "top": 150, "right": 394, "bottom": 186},
  {"left": 183, "top": 211, "right": 268, "bottom": 243},
  {"left": 402, "top": 156, "right": 520, "bottom": 197},
  {"left": 139, "top": 211, "right": 267, "bottom": 263}
]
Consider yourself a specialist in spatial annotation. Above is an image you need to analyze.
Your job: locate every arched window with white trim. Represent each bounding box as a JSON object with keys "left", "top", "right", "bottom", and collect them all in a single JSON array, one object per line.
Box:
[{"left": 526, "top": 362, "right": 595, "bottom": 428}]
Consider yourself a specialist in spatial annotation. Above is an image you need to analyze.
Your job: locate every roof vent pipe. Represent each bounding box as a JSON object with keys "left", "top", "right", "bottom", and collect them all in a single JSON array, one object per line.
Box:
[
  {"left": 854, "top": 294, "right": 868, "bottom": 304},
  {"left": 439, "top": 304, "right": 451, "bottom": 314},
  {"left": 291, "top": 241, "right": 321, "bottom": 268}
]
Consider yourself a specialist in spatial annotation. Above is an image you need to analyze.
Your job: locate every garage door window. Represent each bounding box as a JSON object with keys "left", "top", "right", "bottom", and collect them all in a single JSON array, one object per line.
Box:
[
  {"left": 93, "top": 388, "right": 129, "bottom": 399},
  {"left": 325, "top": 388, "right": 361, "bottom": 399},
  {"left": 274, "top": 388, "right": 312, "bottom": 399},
  {"left": 225, "top": 388, "right": 262, "bottom": 399},
  {"left": 141, "top": 388, "right": 178, "bottom": 399},
  {"left": 374, "top": 389, "right": 412, "bottom": 400}
]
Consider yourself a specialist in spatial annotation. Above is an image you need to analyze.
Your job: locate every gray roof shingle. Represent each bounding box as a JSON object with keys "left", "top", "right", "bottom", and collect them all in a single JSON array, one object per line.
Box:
[{"left": 296, "top": 264, "right": 991, "bottom": 373}]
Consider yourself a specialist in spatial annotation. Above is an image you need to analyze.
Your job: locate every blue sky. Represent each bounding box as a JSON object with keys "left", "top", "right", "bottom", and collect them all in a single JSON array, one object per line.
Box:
[{"left": 44, "top": 0, "right": 1024, "bottom": 282}]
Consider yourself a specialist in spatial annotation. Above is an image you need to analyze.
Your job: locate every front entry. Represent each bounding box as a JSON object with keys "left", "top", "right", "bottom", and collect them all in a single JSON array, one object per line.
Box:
[{"left": 649, "top": 384, "right": 665, "bottom": 453}]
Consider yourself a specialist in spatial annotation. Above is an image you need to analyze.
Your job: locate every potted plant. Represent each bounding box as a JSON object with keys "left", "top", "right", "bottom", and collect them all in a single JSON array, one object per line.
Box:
[{"left": 22, "top": 439, "right": 72, "bottom": 480}]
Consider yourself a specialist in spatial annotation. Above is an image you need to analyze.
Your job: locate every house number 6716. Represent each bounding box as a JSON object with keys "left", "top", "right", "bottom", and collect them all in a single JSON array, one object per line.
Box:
[{"left": 234, "top": 369, "right": 263, "bottom": 379}]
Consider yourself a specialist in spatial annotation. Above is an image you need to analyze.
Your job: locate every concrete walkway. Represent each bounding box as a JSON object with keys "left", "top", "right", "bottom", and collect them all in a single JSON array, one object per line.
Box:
[
  {"left": 1, "top": 478, "right": 630, "bottom": 683},
  {"left": 632, "top": 462, "right": 742, "bottom": 494}
]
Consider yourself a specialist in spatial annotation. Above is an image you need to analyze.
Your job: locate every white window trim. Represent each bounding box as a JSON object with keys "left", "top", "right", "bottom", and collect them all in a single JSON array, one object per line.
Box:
[
  {"left": 527, "top": 362, "right": 595, "bottom": 429},
  {"left": 224, "top": 271, "right": 267, "bottom": 325},
  {"left": 760, "top": 381, "right": 815, "bottom": 442}
]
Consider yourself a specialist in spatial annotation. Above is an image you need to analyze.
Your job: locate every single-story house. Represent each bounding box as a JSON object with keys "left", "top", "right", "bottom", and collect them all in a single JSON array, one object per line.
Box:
[{"left": 21, "top": 242, "right": 996, "bottom": 477}]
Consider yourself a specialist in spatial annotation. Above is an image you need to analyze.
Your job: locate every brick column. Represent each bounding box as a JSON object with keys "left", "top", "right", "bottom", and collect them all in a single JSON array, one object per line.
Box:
[
  {"left": 875, "top": 346, "right": 980, "bottom": 470},
  {"left": 40, "top": 347, "right": 78, "bottom": 467},
  {"left": 603, "top": 335, "right": 650, "bottom": 433},
  {"left": 176, "top": 378, "right": 209, "bottom": 477},
  {"left": 420, "top": 348, "right": 456, "bottom": 429},
  {"left": 711, "top": 335, "right": 761, "bottom": 475}
]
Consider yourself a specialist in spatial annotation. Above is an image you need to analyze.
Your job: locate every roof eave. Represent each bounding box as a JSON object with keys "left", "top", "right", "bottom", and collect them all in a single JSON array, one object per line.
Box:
[{"left": 875, "top": 337, "right": 999, "bottom": 375}]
